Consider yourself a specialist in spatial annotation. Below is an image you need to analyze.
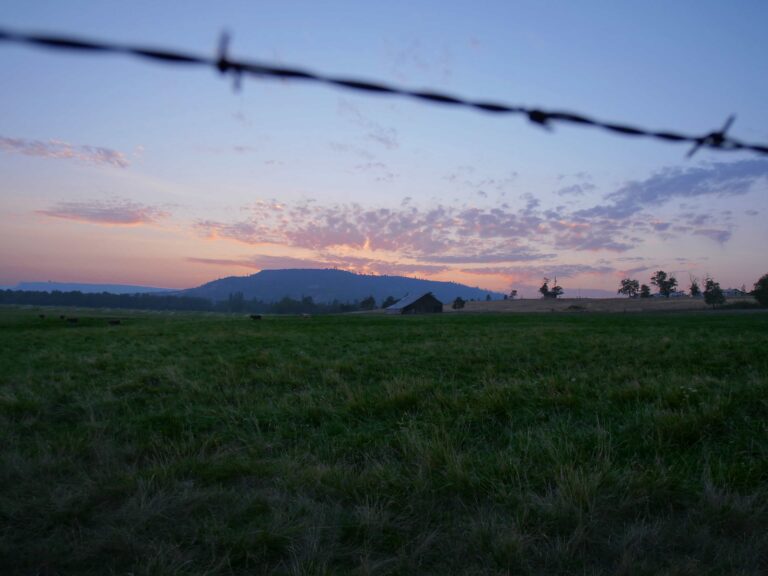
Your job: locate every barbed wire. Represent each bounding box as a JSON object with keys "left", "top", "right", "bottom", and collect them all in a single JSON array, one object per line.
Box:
[{"left": 1, "top": 26, "right": 767, "bottom": 157}]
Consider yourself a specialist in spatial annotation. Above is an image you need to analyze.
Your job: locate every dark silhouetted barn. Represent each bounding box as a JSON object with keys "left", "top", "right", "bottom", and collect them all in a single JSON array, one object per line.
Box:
[{"left": 385, "top": 292, "right": 443, "bottom": 314}]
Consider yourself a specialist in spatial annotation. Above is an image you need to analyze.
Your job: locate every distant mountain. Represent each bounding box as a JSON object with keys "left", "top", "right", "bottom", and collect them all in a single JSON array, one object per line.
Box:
[
  {"left": 181, "top": 269, "right": 504, "bottom": 303},
  {"left": 11, "top": 281, "right": 173, "bottom": 295}
]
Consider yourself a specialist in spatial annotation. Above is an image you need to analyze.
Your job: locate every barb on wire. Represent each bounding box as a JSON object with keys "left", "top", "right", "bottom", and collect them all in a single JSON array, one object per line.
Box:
[
  {"left": 1, "top": 26, "right": 767, "bottom": 157},
  {"left": 687, "top": 115, "right": 735, "bottom": 158}
]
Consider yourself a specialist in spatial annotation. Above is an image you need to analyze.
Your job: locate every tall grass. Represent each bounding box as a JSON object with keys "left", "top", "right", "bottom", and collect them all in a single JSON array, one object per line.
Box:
[{"left": 1, "top": 308, "right": 767, "bottom": 574}]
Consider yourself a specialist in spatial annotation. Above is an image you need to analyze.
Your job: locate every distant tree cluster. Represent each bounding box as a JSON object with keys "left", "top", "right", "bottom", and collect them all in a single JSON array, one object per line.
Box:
[
  {"left": 0, "top": 289, "right": 213, "bottom": 311},
  {"left": 617, "top": 278, "right": 640, "bottom": 298},
  {"left": 703, "top": 277, "right": 725, "bottom": 308},
  {"left": 651, "top": 270, "right": 678, "bottom": 297},
  {"left": 616, "top": 271, "right": 768, "bottom": 307},
  {"left": 617, "top": 271, "right": 679, "bottom": 298},
  {"left": 0, "top": 290, "right": 371, "bottom": 315},
  {"left": 689, "top": 275, "right": 701, "bottom": 297},
  {"left": 539, "top": 277, "right": 564, "bottom": 299}
]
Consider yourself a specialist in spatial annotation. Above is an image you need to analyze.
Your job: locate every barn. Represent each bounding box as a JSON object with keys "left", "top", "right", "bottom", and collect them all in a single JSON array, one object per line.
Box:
[{"left": 385, "top": 292, "right": 443, "bottom": 314}]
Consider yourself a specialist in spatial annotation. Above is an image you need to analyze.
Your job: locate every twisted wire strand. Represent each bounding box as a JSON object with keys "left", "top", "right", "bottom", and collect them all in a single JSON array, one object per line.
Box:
[{"left": 2, "top": 27, "right": 766, "bottom": 156}]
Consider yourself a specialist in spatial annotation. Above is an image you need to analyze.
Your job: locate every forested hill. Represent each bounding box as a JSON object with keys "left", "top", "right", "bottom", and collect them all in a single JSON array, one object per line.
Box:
[{"left": 181, "top": 269, "right": 504, "bottom": 303}]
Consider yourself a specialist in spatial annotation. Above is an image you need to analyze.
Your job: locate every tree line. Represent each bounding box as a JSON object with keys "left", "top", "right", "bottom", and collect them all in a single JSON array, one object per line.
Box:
[
  {"left": 617, "top": 271, "right": 768, "bottom": 307},
  {"left": 0, "top": 290, "right": 399, "bottom": 314},
  {"left": 0, "top": 290, "right": 213, "bottom": 311}
]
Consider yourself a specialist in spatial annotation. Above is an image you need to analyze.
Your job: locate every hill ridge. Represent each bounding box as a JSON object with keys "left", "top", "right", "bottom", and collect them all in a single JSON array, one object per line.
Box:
[{"left": 181, "top": 268, "right": 504, "bottom": 303}]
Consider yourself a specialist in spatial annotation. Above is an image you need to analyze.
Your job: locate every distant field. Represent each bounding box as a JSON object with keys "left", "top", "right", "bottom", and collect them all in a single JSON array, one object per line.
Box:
[
  {"left": 1, "top": 307, "right": 767, "bottom": 575},
  {"left": 455, "top": 296, "right": 759, "bottom": 314}
]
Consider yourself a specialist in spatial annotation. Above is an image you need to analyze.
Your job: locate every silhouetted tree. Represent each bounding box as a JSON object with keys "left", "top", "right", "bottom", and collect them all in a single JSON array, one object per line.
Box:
[
  {"left": 452, "top": 297, "right": 466, "bottom": 310},
  {"left": 381, "top": 295, "right": 397, "bottom": 308},
  {"left": 273, "top": 296, "right": 300, "bottom": 314},
  {"left": 360, "top": 295, "right": 376, "bottom": 310},
  {"left": 617, "top": 278, "right": 640, "bottom": 298},
  {"left": 540, "top": 277, "right": 563, "bottom": 299},
  {"left": 704, "top": 277, "right": 725, "bottom": 308},
  {"left": 485, "top": 294, "right": 492, "bottom": 301},
  {"left": 640, "top": 284, "right": 651, "bottom": 298},
  {"left": 752, "top": 273, "right": 768, "bottom": 306},
  {"left": 689, "top": 276, "right": 701, "bottom": 298},
  {"left": 651, "top": 270, "right": 677, "bottom": 297},
  {"left": 226, "top": 292, "right": 245, "bottom": 312}
]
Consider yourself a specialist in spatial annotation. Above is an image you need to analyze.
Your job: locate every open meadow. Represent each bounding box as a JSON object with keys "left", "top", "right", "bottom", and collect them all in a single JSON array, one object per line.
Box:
[{"left": 1, "top": 306, "right": 767, "bottom": 575}]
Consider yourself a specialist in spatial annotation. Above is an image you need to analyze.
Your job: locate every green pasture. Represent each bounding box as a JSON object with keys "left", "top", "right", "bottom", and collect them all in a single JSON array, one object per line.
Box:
[{"left": 1, "top": 307, "right": 767, "bottom": 575}]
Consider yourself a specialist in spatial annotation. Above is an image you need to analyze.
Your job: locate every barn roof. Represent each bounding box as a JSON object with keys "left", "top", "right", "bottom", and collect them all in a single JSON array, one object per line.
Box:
[{"left": 385, "top": 292, "right": 440, "bottom": 310}]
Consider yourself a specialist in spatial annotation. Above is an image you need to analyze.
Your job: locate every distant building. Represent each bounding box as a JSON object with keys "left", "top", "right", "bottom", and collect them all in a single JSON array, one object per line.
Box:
[
  {"left": 385, "top": 292, "right": 443, "bottom": 314},
  {"left": 722, "top": 288, "right": 747, "bottom": 298},
  {"left": 652, "top": 290, "right": 687, "bottom": 298}
]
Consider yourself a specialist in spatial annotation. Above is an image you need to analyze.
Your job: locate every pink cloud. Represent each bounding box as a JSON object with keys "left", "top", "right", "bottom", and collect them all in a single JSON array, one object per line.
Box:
[
  {"left": 193, "top": 160, "right": 759, "bottom": 268},
  {"left": 0, "top": 136, "right": 129, "bottom": 168},
  {"left": 37, "top": 199, "right": 169, "bottom": 226},
  {"left": 460, "top": 264, "right": 615, "bottom": 281},
  {"left": 195, "top": 197, "right": 637, "bottom": 262}
]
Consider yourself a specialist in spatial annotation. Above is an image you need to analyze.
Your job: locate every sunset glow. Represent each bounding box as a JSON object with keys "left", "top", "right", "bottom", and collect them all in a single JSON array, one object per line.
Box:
[{"left": 2, "top": 1, "right": 767, "bottom": 296}]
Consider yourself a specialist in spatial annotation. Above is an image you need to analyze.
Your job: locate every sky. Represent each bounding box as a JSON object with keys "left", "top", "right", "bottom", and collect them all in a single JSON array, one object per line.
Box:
[{"left": 1, "top": 0, "right": 767, "bottom": 296}]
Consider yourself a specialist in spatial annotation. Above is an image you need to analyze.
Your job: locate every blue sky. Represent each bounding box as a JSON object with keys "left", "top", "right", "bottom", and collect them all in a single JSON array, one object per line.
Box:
[{"left": 1, "top": 1, "right": 767, "bottom": 295}]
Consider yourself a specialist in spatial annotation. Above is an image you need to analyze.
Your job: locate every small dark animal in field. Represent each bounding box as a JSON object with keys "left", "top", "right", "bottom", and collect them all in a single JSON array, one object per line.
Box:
[
  {"left": 66, "top": 317, "right": 79, "bottom": 324},
  {"left": 38, "top": 314, "right": 46, "bottom": 319},
  {"left": 249, "top": 314, "right": 262, "bottom": 320},
  {"left": 108, "top": 319, "right": 121, "bottom": 326},
  {"left": 59, "top": 315, "right": 66, "bottom": 320}
]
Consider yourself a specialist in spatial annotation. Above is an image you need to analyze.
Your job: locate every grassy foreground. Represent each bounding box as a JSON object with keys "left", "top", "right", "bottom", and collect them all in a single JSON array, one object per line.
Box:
[{"left": 1, "top": 308, "right": 767, "bottom": 575}]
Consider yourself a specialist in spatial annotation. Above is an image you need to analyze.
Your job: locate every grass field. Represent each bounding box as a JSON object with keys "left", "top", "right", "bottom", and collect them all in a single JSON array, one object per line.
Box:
[{"left": 1, "top": 307, "right": 767, "bottom": 575}]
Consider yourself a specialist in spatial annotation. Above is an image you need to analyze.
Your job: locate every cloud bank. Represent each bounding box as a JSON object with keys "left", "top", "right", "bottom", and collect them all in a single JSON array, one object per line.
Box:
[
  {"left": 195, "top": 196, "right": 567, "bottom": 263},
  {"left": 580, "top": 159, "right": 768, "bottom": 219},
  {"left": 1, "top": 136, "right": 129, "bottom": 168},
  {"left": 190, "top": 159, "right": 766, "bottom": 285},
  {"left": 38, "top": 199, "right": 169, "bottom": 226}
]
